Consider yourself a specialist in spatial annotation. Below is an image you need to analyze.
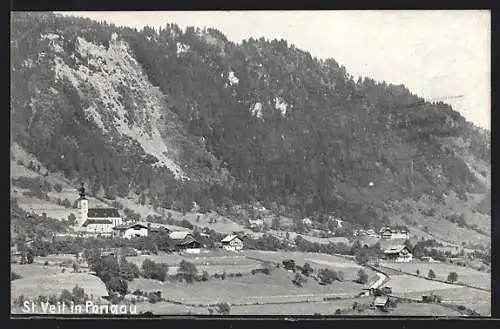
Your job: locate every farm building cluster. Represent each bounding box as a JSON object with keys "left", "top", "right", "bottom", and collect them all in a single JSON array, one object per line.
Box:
[
  {"left": 36, "top": 185, "right": 418, "bottom": 261},
  {"left": 71, "top": 185, "right": 245, "bottom": 253}
]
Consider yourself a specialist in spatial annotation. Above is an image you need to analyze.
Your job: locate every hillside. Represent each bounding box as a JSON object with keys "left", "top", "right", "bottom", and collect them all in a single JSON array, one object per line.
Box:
[{"left": 10, "top": 12, "right": 490, "bottom": 247}]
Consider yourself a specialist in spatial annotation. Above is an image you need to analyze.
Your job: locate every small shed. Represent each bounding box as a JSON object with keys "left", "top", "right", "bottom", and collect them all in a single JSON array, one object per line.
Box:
[{"left": 373, "top": 296, "right": 390, "bottom": 311}]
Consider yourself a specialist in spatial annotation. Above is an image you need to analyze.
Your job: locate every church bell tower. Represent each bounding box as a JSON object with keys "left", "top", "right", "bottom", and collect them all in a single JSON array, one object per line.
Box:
[{"left": 76, "top": 183, "right": 88, "bottom": 229}]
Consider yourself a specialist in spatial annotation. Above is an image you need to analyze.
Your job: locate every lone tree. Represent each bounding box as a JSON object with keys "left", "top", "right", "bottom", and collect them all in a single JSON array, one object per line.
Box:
[
  {"left": 178, "top": 260, "right": 198, "bottom": 283},
  {"left": 428, "top": 269, "right": 436, "bottom": 279},
  {"left": 26, "top": 248, "right": 34, "bottom": 264},
  {"left": 356, "top": 269, "right": 368, "bottom": 284},
  {"left": 447, "top": 272, "right": 458, "bottom": 283},
  {"left": 318, "top": 268, "right": 339, "bottom": 285},
  {"left": 416, "top": 269, "right": 420, "bottom": 276}
]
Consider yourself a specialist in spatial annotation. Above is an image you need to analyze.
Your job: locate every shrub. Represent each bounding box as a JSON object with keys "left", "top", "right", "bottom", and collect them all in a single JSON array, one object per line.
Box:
[
  {"left": 142, "top": 259, "right": 168, "bottom": 281},
  {"left": 178, "top": 260, "right": 198, "bottom": 283},
  {"left": 318, "top": 268, "right": 339, "bottom": 285},
  {"left": 37, "top": 295, "right": 48, "bottom": 303},
  {"left": 356, "top": 269, "right": 368, "bottom": 284},
  {"left": 120, "top": 257, "right": 141, "bottom": 281},
  {"left": 428, "top": 269, "right": 436, "bottom": 279},
  {"left": 60, "top": 290, "right": 73, "bottom": 305},
  {"left": 201, "top": 270, "right": 209, "bottom": 281},
  {"left": 106, "top": 277, "right": 128, "bottom": 296},
  {"left": 216, "top": 302, "right": 231, "bottom": 315},
  {"left": 292, "top": 272, "right": 306, "bottom": 287},
  {"left": 15, "top": 295, "right": 25, "bottom": 307},
  {"left": 282, "top": 259, "right": 296, "bottom": 271},
  {"left": 447, "top": 272, "right": 458, "bottom": 282},
  {"left": 302, "top": 262, "right": 313, "bottom": 276},
  {"left": 54, "top": 183, "right": 63, "bottom": 193},
  {"left": 148, "top": 291, "right": 162, "bottom": 304},
  {"left": 26, "top": 248, "right": 34, "bottom": 264},
  {"left": 48, "top": 294, "right": 59, "bottom": 305},
  {"left": 72, "top": 285, "right": 87, "bottom": 304},
  {"left": 11, "top": 271, "right": 22, "bottom": 281}
]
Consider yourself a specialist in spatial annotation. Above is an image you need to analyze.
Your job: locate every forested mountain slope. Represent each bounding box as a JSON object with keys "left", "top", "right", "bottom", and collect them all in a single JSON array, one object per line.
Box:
[{"left": 10, "top": 12, "right": 490, "bottom": 234}]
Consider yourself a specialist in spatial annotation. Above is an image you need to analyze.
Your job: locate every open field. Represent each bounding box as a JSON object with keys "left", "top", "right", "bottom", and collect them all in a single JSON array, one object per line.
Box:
[
  {"left": 126, "top": 250, "right": 263, "bottom": 275},
  {"left": 240, "top": 250, "right": 376, "bottom": 282},
  {"left": 401, "top": 287, "right": 490, "bottom": 316},
  {"left": 383, "top": 274, "right": 465, "bottom": 294},
  {"left": 126, "top": 249, "right": 376, "bottom": 281},
  {"left": 11, "top": 272, "right": 108, "bottom": 300},
  {"left": 11, "top": 263, "right": 67, "bottom": 279},
  {"left": 342, "top": 302, "right": 462, "bottom": 317},
  {"left": 269, "top": 230, "right": 351, "bottom": 245},
  {"left": 230, "top": 297, "right": 372, "bottom": 315},
  {"left": 129, "top": 267, "right": 365, "bottom": 305},
  {"left": 389, "top": 193, "right": 490, "bottom": 248},
  {"left": 380, "top": 261, "right": 490, "bottom": 290}
]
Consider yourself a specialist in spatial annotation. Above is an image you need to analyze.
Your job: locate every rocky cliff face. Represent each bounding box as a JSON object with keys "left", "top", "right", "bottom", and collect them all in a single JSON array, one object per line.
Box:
[{"left": 10, "top": 12, "right": 490, "bottom": 240}]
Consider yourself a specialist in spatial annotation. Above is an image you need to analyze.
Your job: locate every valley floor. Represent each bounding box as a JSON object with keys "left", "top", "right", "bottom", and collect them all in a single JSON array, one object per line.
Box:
[{"left": 10, "top": 250, "right": 490, "bottom": 317}]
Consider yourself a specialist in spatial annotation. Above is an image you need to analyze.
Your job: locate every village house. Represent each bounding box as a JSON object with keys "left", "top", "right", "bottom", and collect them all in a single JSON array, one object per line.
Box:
[
  {"left": 221, "top": 234, "right": 244, "bottom": 251},
  {"left": 379, "top": 227, "right": 409, "bottom": 240},
  {"left": 169, "top": 231, "right": 201, "bottom": 252},
  {"left": 113, "top": 222, "right": 149, "bottom": 239},
  {"left": 249, "top": 219, "right": 264, "bottom": 229},
  {"left": 383, "top": 245, "right": 413, "bottom": 262},
  {"left": 146, "top": 222, "right": 172, "bottom": 237},
  {"left": 75, "top": 184, "right": 122, "bottom": 236}
]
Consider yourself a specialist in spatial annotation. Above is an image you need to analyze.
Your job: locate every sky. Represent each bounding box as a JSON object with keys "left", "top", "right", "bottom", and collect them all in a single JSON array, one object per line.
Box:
[{"left": 59, "top": 11, "right": 491, "bottom": 129}]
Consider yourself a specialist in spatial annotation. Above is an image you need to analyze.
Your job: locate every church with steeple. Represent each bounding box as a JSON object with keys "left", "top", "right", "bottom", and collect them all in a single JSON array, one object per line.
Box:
[{"left": 75, "top": 183, "right": 123, "bottom": 236}]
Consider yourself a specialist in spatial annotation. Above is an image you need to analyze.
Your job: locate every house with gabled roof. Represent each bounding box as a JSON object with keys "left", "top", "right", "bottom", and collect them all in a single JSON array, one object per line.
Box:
[
  {"left": 169, "top": 231, "right": 201, "bottom": 251},
  {"left": 221, "top": 234, "right": 243, "bottom": 251},
  {"left": 383, "top": 245, "right": 413, "bottom": 263},
  {"left": 113, "top": 222, "right": 149, "bottom": 239},
  {"left": 379, "top": 226, "right": 409, "bottom": 240}
]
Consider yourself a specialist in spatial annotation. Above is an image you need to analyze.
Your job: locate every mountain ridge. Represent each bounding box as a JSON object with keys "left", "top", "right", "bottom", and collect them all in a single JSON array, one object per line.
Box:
[{"left": 10, "top": 12, "right": 490, "bottom": 238}]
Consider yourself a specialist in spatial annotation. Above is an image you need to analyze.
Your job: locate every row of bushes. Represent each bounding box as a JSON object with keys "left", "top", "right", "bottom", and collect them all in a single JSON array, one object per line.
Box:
[{"left": 13, "top": 285, "right": 89, "bottom": 308}]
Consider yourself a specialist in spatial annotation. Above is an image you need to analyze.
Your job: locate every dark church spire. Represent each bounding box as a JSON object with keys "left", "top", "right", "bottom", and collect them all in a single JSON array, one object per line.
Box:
[{"left": 78, "top": 182, "right": 86, "bottom": 199}]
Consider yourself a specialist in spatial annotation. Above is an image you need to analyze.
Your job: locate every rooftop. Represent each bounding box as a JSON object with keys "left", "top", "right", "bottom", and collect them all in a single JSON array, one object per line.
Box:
[
  {"left": 113, "top": 222, "right": 149, "bottom": 230},
  {"left": 169, "top": 231, "right": 192, "bottom": 240},
  {"left": 383, "top": 245, "right": 410, "bottom": 254},
  {"left": 221, "top": 234, "right": 239, "bottom": 243},
  {"left": 87, "top": 208, "right": 120, "bottom": 218},
  {"left": 374, "top": 296, "right": 389, "bottom": 306},
  {"left": 82, "top": 218, "right": 113, "bottom": 226}
]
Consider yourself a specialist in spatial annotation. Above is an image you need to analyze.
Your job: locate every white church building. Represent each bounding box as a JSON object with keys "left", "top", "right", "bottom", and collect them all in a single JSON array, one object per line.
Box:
[{"left": 75, "top": 184, "right": 123, "bottom": 236}]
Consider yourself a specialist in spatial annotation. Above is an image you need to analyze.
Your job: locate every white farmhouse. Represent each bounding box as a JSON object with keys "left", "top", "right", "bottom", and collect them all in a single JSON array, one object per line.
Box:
[
  {"left": 302, "top": 218, "right": 312, "bottom": 226},
  {"left": 221, "top": 234, "right": 243, "bottom": 251}
]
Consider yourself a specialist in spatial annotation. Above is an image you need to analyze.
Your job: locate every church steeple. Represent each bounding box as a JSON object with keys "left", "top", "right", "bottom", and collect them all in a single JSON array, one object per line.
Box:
[
  {"left": 78, "top": 182, "right": 87, "bottom": 199},
  {"left": 76, "top": 182, "right": 89, "bottom": 230}
]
